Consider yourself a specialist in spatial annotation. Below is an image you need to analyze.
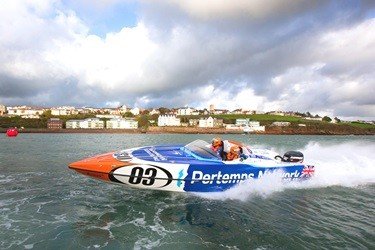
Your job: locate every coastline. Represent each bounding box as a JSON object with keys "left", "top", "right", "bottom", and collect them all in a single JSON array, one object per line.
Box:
[{"left": 2, "top": 126, "right": 374, "bottom": 135}]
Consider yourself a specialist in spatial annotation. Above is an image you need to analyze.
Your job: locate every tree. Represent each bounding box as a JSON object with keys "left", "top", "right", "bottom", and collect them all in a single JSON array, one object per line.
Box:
[
  {"left": 322, "top": 116, "right": 332, "bottom": 122},
  {"left": 158, "top": 107, "right": 170, "bottom": 115},
  {"left": 141, "top": 110, "right": 150, "bottom": 115},
  {"left": 137, "top": 115, "right": 149, "bottom": 128},
  {"left": 124, "top": 112, "right": 134, "bottom": 118}
]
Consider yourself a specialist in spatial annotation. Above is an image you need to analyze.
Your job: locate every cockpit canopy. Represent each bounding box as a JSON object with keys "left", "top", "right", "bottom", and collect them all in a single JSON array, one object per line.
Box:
[{"left": 182, "top": 139, "right": 252, "bottom": 161}]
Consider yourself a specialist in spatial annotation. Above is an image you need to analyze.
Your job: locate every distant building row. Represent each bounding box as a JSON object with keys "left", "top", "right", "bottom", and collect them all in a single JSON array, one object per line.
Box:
[
  {"left": 0, "top": 105, "right": 141, "bottom": 119},
  {"left": 157, "top": 115, "right": 224, "bottom": 128},
  {"left": 0, "top": 105, "right": 275, "bottom": 118},
  {"left": 66, "top": 118, "right": 138, "bottom": 129},
  {"left": 47, "top": 118, "right": 138, "bottom": 129}
]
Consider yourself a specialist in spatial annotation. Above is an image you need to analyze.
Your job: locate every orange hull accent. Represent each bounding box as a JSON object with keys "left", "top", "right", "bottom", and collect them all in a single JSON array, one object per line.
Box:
[{"left": 68, "top": 152, "right": 130, "bottom": 181}]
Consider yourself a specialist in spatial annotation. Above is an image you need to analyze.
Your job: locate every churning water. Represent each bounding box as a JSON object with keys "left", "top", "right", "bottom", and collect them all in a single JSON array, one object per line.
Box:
[{"left": 0, "top": 134, "right": 374, "bottom": 249}]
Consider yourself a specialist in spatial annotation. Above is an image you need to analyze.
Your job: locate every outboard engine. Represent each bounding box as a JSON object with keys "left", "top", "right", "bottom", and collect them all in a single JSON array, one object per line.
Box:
[{"left": 282, "top": 151, "right": 304, "bottom": 163}]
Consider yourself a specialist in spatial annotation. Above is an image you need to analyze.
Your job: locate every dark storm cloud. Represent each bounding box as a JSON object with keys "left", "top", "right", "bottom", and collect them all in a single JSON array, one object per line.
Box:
[{"left": 0, "top": 74, "right": 46, "bottom": 98}]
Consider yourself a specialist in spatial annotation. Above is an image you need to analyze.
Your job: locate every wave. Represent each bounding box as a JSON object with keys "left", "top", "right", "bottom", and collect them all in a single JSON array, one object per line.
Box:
[{"left": 198, "top": 141, "right": 375, "bottom": 201}]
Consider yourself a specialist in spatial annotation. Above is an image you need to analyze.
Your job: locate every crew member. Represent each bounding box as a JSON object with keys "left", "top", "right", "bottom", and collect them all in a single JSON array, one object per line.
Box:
[
  {"left": 211, "top": 137, "right": 225, "bottom": 160},
  {"left": 226, "top": 145, "right": 241, "bottom": 161}
]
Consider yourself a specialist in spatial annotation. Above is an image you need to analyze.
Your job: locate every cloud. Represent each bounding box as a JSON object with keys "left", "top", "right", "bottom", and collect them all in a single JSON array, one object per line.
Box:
[
  {"left": 0, "top": 0, "right": 374, "bottom": 119},
  {"left": 163, "top": 0, "right": 321, "bottom": 21}
]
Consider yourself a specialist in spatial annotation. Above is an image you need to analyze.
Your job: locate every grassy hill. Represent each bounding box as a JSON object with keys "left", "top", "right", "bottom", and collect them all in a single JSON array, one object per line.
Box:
[{"left": 1, "top": 113, "right": 374, "bottom": 135}]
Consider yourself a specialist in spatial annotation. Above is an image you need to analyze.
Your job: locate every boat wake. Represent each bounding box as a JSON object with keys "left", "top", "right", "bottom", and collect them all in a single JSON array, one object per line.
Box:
[{"left": 198, "top": 141, "right": 375, "bottom": 201}]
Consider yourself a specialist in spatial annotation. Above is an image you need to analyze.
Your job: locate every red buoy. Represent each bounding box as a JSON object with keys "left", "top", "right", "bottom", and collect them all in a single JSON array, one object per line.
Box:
[{"left": 6, "top": 128, "right": 18, "bottom": 137}]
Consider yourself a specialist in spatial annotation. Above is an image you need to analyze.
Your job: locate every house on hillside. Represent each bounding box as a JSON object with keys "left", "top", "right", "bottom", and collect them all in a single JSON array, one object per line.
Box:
[
  {"left": 268, "top": 111, "right": 285, "bottom": 116},
  {"left": 212, "top": 109, "right": 229, "bottom": 115},
  {"left": 51, "top": 106, "right": 77, "bottom": 116},
  {"left": 158, "top": 115, "right": 181, "bottom": 126},
  {"left": 305, "top": 117, "right": 323, "bottom": 121},
  {"left": 198, "top": 117, "right": 223, "bottom": 128},
  {"left": 66, "top": 118, "right": 104, "bottom": 129},
  {"left": 189, "top": 119, "right": 199, "bottom": 127},
  {"left": 130, "top": 107, "right": 140, "bottom": 116},
  {"left": 47, "top": 118, "right": 63, "bottom": 129},
  {"left": 149, "top": 109, "right": 160, "bottom": 115},
  {"left": 0, "top": 104, "right": 6, "bottom": 116},
  {"left": 231, "top": 109, "right": 244, "bottom": 114},
  {"left": 7, "top": 106, "right": 45, "bottom": 118},
  {"left": 106, "top": 118, "right": 138, "bottom": 129},
  {"left": 272, "top": 122, "right": 291, "bottom": 127},
  {"left": 177, "top": 107, "right": 195, "bottom": 116}
]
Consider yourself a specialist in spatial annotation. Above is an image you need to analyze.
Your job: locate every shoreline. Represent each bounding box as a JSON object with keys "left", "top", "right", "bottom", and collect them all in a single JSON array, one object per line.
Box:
[{"left": 1, "top": 127, "right": 374, "bottom": 135}]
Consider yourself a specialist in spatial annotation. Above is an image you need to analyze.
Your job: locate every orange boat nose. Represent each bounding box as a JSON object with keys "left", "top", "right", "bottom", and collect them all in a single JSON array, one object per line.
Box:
[{"left": 69, "top": 153, "right": 127, "bottom": 181}]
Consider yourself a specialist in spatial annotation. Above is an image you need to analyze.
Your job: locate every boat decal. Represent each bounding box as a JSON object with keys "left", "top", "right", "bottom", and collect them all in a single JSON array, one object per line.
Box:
[
  {"left": 177, "top": 169, "right": 184, "bottom": 187},
  {"left": 301, "top": 165, "right": 315, "bottom": 178},
  {"left": 111, "top": 164, "right": 173, "bottom": 188}
]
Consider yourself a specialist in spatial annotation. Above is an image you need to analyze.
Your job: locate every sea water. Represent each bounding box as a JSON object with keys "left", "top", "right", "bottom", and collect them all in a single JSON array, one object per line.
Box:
[{"left": 0, "top": 134, "right": 374, "bottom": 249}]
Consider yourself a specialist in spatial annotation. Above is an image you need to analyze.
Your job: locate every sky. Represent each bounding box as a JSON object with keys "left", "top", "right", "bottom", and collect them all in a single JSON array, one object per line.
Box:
[{"left": 0, "top": 0, "right": 374, "bottom": 120}]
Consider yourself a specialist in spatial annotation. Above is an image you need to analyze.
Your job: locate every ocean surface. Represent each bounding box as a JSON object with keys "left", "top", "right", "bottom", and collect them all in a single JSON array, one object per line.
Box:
[{"left": 0, "top": 134, "right": 374, "bottom": 249}]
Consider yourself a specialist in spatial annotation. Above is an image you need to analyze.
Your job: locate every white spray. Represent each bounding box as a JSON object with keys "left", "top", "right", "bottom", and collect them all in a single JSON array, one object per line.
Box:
[{"left": 198, "top": 141, "right": 375, "bottom": 201}]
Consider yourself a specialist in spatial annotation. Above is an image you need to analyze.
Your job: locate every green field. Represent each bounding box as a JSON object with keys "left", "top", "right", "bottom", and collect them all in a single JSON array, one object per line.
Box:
[
  {"left": 211, "top": 114, "right": 304, "bottom": 122},
  {"left": 1, "top": 113, "right": 374, "bottom": 133},
  {"left": 348, "top": 122, "right": 375, "bottom": 129}
]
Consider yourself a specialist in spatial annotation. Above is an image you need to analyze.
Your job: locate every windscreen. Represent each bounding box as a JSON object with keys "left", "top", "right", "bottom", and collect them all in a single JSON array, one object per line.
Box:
[{"left": 183, "top": 140, "right": 221, "bottom": 160}]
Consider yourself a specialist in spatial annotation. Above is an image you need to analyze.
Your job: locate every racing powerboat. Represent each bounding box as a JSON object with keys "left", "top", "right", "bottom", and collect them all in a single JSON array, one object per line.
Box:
[{"left": 69, "top": 140, "right": 315, "bottom": 193}]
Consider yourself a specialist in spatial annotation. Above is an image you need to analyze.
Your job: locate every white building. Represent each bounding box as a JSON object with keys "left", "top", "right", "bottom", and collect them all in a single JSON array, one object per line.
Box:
[
  {"left": 76, "top": 107, "right": 100, "bottom": 114},
  {"left": 96, "top": 114, "right": 122, "bottom": 119},
  {"left": 231, "top": 109, "right": 243, "bottom": 114},
  {"left": 177, "top": 107, "right": 194, "bottom": 116},
  {"left": 331, "top": 117, "right": 340, "bottom": 124},
  {"left": 149, "top": 109, "right": 160, "bottom": 115},
  {"left": 7, "top": 106, "right": 45, "bottom": 118},
  {"left": 272, "top": 122, "right": 291, "bottom": 127},
  {"left": 225, "top": 124, "right": 242, "bottom": 130},
  {"left": 305, "top": 117, "right": 323, "bottom": 121},
  {"left": 130, "top": 107, "right": 140, "bottom": 116},
  {"left": 199, "top": 117, "right": 214, "bottom": 128},
  {"left": 269, "top": 111, "right": 285, "bottom": 116},
  {"left": 199, "top": 117, "right": 224, "bottom": 128},
  {"left": 51, "top": 106, "right": 77, "bottom": 116},
  {"left": 236, "top": 118, "right": 250, "bottom": 126},
  {"left": 189, "top": 119, "right": 199, "bottom": 127},
  {"left": 119, "top": 105, "right": 128, "bottom": 114},
  {"left": 213, "top": 109, "right": 229, "bottom": 115},
  {"left": 209, "top": 104, "right": 215, "bottom": 113},
  {"left": 106, "top": 118, "right": 138, "bottom": 129},
  {"left": 158, "top": 115, "right": 181, "bottom": 126},
  {"left": 243, "top": 121, "right": 265, "bottom": 132},
  {"left": 65, "top": 120, "right": 80, "bottom": 129},
  {"left": 0, "top": 104, "right": 6, "bottom": 116},
  {"left": 66, "top": 118, "right": 104, "bottom": 129}
]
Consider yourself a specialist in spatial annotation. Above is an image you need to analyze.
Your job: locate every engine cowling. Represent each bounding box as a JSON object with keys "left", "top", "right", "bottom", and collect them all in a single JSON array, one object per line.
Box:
[{"left": 282, "top": 151, "right": 304, "bottom": 163}]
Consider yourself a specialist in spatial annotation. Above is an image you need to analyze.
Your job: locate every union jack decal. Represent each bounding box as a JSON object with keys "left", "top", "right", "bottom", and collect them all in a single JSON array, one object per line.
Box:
[{"left": 301, "top": 165, "right": 315, "bottom": 178}]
